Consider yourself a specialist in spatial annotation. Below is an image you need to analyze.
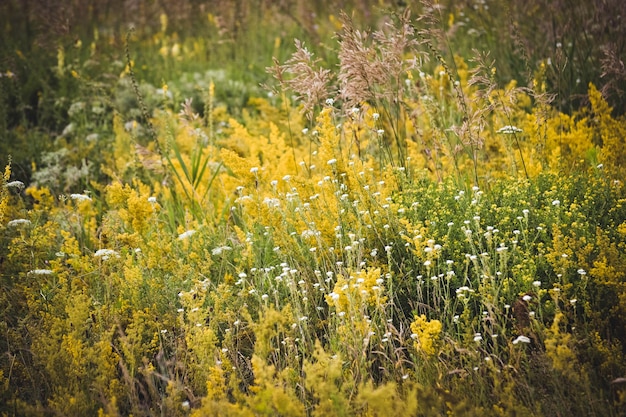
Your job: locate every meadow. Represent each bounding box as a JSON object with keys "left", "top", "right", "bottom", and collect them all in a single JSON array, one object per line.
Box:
[{"left": 1, "top": 0, "right": 626, "bottom": 415}]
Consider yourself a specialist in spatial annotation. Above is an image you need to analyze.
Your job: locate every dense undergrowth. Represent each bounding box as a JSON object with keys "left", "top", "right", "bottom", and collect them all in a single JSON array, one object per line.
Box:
[{"left": 1, "top": 1, "right": 626, "bottom": 416}]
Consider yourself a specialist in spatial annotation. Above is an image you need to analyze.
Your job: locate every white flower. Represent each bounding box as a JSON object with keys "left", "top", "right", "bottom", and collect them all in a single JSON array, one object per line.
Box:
[
  {"left": 301, "top": 229, "right": 320, "bottom": 239},
  {"left": 148, "top": 196, "right": 157, "bottom": 203},
  {"left": 512, "top": 335, "right": 531, "bottom": 344},
  {"left": 552, "top": 199, "right": 560, "bottom": 206},
  {"left": 325, "top": 98, "right": 335, "bottom": 106},
  {"left": 496, "top": 125, "right": 523, "bottom": 134},
  {"left": 302, "top": 128, "right": 309, "bottom": 135},
  {"left": 94, "top": 249, "right": 120, "bottom": 260},
  {"left": 327, "top": 158, "right": 337, "bottom": 165},
  {"left": 263, "top": 197, "right": 281, "bottom": 208},
  {"left": 28, "top": 269, "right": 53, "bottom": 275},
  {"left": 70, "top": 193, "right": 92, "bottom": 202},
  {"left": 7, "top": 219, "right": 31, "bottom": 227},
  {"left": 474, "top": 333, "right": 483, "bottom": 342},
  {"left": 177, "top": 229, "right": 196, "bottom": 240},
  {"left": 522, "top": 294, "right": 532, "bottom": 302},
  {"left": 577, "top": 269, "right": 587, "bottom": 275},
  {"left": 5, "top": 180, "right": 25, "bottom": 190},
  {"left": 532, "top": 280, "right": 541, "bottom": 287},
  {"left": 250, "top": 167, "right": 259, "bottom": 174},
  {"left": 212, "top": 246, "right": 232, "bottom": 256},
  {"left": 456, "top": 286, "right": 475, "bottom": 295}
]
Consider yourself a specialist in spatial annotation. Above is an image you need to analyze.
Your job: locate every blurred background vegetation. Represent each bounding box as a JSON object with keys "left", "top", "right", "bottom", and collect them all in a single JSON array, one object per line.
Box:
[{"left": 1, "top": 0, "right": 625, "bottom": 187}]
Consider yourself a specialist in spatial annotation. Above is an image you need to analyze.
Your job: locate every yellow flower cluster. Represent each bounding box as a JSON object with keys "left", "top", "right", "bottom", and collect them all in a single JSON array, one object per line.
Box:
[
  {"left": 410, "top": 314, "right": 442, "bottom": 357},
  {"left": 326, "top": 267, "right": 387, "bottom": 313}
]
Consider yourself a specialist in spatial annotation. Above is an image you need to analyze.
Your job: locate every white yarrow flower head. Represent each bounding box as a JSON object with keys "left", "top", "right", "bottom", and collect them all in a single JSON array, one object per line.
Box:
[
  {"left": 512, "top": 335, "right": 531, "bottom": 345},
  {"left": 211, "top": 246, "right": 232, "bottom": 256},
  {"left": 327, "top": 158, "right": 337, "bottom": 165},
  {"left": 7, "top": 219, "right": 31, "bottom": 227},
  {"left": 28, "top": 269, "right": 53, "bottom": 275},
  {"left": 94, "top": 249, "right": 120, "bottom": 260},
  {"left": 70, "top": 193, "right": 92, "bottom": 202},
  {"left": 496, "top": 125, "right": 523, "bottom": 134},
  {"left": 325, "top": 98, "right": 335, "bottom": 106},
  {"left": 5, "top": 180, "right": 25, "bottom": 190},
  {"left": 178, "top": 229, "right": 196, "bottom": 240},
  {"left": 148, "top": 196, "right": 157, "bottom": 204}
]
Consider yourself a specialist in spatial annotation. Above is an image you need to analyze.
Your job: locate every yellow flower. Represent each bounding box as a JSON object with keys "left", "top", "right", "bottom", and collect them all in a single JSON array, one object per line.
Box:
[
  {"left": 326, "top": 268, "right": 386, "bottom": 312},
  {"left": 410, "top": 315, "right": 442, "bottom": 357}
]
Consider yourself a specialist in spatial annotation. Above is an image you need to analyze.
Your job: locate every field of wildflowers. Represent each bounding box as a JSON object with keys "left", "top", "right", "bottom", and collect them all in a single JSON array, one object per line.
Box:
[{"left": 1, "top": 0, "right": 626, "bottom": 415}]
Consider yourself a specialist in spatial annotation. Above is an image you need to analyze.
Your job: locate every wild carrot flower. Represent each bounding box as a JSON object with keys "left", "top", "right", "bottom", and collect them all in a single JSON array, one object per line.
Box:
[
  {"left": 496, "top": 125, "right": 523, "bottom": 134},
  {"left": 7, "top": 219, "right": 30, "bottom": 227},
  {"left": 178, "top": 229, "right": 196, "bottom": 240},
  {"left": 5, "top": 180, "right": 25, "bottom": 190},
  {"left": 512, "top": 335, "right": 531, "bottom": 344},
  {"left": 212, "top": 246, "right": 232, "bottom": 256},
  {"left": 94, "top": 249, "right": 120, "bottom": 260},
  {"left": 70, "top": 193, "right": 92, "bottom": 202},
  {"left": 28, "top": 269, "right": 53, "bottom": 275}
]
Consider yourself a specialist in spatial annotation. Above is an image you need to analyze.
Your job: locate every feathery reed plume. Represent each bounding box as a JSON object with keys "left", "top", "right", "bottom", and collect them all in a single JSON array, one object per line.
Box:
[
  {"left": 600, "top": 43, "right": 626, "bottom": 105},
  {"left": 267, "top": 39, "right": 333, "bottom": 121},
  {"left": 337, "top": 9, "right": 420, "bottom": 109}
]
